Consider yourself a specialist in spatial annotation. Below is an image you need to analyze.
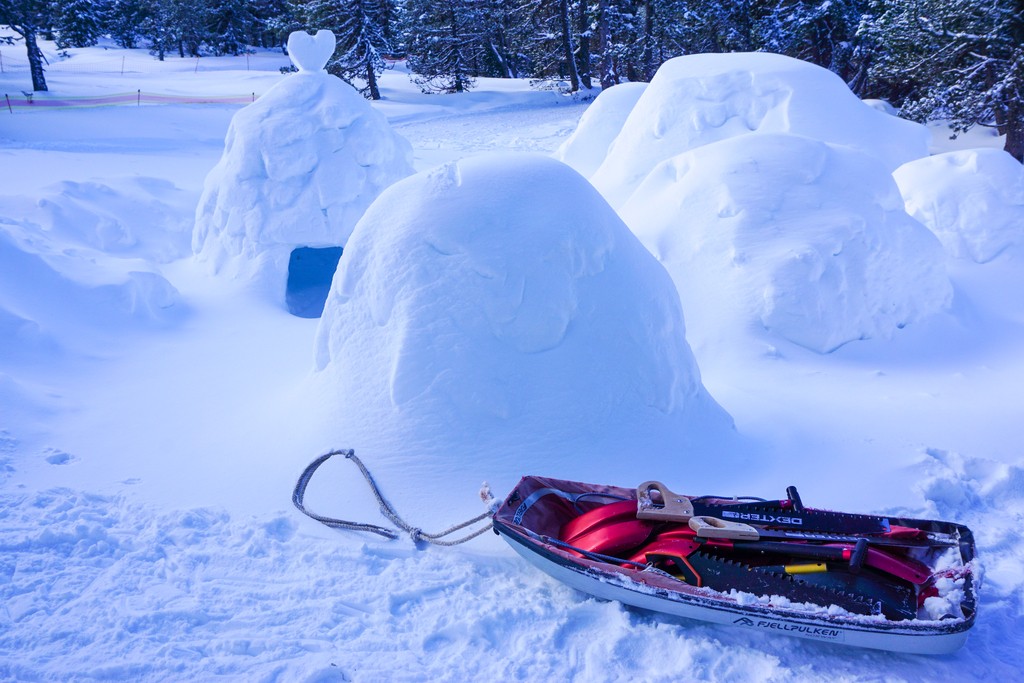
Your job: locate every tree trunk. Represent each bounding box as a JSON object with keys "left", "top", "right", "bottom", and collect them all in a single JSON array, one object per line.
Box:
[
  {"left": 598, "top": 0, "right": 614, "bottom": 89},
  {"left": 558, "top": 0, "right": 580, "bottom": 92},
  {"left": 25, "top": 28, "right": 48, "bottom": 92},
  {"left": 641, "top": 0, "right": 655, "bottom": 81},
  {"left": 1005, "top": 101, "right": 1024, "bottom": 162},
  {"left": 489, "top": 40, "right": 513, "bottom": 79},
  {"left": 577, "top": 0, "right": 592, "bottom": 89},
  {"left": 365, "top": 55, "right": 380, "bottom": 100}
]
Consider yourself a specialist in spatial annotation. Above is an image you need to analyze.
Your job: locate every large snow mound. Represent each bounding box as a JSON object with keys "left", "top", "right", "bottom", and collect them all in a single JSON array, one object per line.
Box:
[
  {"left": 589, "top": 52, "right": 930, "bottom": 208},
  {"left": 0, "top": 180, "right": 188, "bottom": 363},
  {"left": 313, "top": 153, "right": 732, "bottom": 490},
  {"left": 893, "top": 149, "right": 1024, "bottom": 263},
  {"left": 620, "top": 134, "right": 952, "bottom": 353},
  {"left": 6, "top": 177, "right": 193, "bottom": 262},
  {"left": 554, "top": 82, "right": 648, "bottom": 178},
  {"left": 193, "top": 70, "right": 414, "bottom": 299}
]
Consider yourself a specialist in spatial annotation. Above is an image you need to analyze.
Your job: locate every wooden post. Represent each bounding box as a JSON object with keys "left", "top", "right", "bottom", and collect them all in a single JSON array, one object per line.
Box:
[
  {"left": 5, "top": 94, "right": 12, "bottom": 114},
  {"left": 121, "top": 55, "right": 125, "bottom": 76},
  {"left": 137, "top": 89, "right": 141, "bottom": 106}
]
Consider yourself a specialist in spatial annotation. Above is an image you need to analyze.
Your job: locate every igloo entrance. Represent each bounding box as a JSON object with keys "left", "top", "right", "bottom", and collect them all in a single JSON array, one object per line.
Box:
[{"left": 285, "top": 246, "right": 343, "bottom": 318}]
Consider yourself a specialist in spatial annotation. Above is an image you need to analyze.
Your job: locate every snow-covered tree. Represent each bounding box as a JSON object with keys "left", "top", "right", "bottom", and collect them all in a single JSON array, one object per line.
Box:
[
  {"left": 760, "top": 0, "right": 866, "bottom": 82},
  {"left": 518, "top": 0, "right": 587, "bottom": 91},
  {"left": 139, "top": 0, "right": 178, "bottom": 60},
  {"left": 864, "top": 0, "right": 1024, "bottom": 161},
  {"left": 475, "top": 0, "right": 529, "bottom": 79},
  {"left": 0, "top": 0, "right": 51, "bottom": 90},
  {"left": 169, "top": 0, "right": 212, "bottom": 57},
  {"left": 106, "top": 0, "right": 148, "bottom": 49},
  {"left": 206, "top": 0, "right": 260, "bottom": 55},
  {"left": 54, "top": 0, "right": 109, "bottom": 48},
  {"left": 402, "top": 0, "right": 485, "bottom": 93}
]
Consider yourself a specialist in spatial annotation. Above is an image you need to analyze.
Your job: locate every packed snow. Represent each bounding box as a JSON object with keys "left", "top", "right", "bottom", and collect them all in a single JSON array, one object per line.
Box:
[
  {"left": 312, "top": 152, "right": 732, "bottom": 515},
  {"left": 893, "top": 149, "right": 1024, "bottom": 264},
  {"left": 619, "top": 132, "right": 952, "bottom": 352},
  {"left": 193, "top": 31, "right": 414, "bottom": 311},
  {"left": 2, "top": 33, "right": 1024, "bottom": 682},
  {"left": 587, "top": 52, "right": 930, "bottom": 208},
  {"left": 554, "top": 81, "right": 648, "bottom": 178}
]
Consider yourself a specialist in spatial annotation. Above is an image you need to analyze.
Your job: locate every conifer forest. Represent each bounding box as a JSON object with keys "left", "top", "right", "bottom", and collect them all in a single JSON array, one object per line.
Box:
[{"left": 2, "top": 0, "right": 1022, "bottom": 159}]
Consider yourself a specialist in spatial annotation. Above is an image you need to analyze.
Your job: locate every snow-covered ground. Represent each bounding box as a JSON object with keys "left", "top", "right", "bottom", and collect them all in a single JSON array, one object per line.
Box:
[{"left": 2, "top": 36, "right": 1023, "bottom": 681}]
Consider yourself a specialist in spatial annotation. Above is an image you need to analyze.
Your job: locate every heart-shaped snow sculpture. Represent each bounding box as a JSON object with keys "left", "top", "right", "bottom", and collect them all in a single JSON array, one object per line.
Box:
[{"left": 287, "top": 30, "right": 336, "bottom": 72}]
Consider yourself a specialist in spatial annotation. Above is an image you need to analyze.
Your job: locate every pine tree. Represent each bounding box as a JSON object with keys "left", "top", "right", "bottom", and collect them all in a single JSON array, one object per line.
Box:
[
  {"left": 760, "top": 0, "right": 866, "bottom": 79},
  {"left": 402, "top": 0, "right": 486, "bottom": 93},
  {"left": 107, "top": 0, "right": 148, "bottom": 49},
  {"left": 54, "top": 0, "right": 109, "bottom": 48},
  {"left": 475, "top": 0, "right": 528, "bottom": 79},
  {"left": 864, "top": 0, "right": 1024, "bottom": 161},
  {"left": 206, "top": 0, "right": 260, "bottom": 55},
  {"left": 516, "top": 0, "right": 593, "bottom": 92},
  {"left": 0, "top": 0, "right": 52, "bottom": 90},
  {"left": 139, "top": 0, "right": 178, "bottom": 60}
]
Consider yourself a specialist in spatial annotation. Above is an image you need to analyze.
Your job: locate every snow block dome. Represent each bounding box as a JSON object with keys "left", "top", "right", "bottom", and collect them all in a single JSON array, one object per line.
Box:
[
  {"left": 589, "top": 52, "right": 930, "bottom": 208},
  {"left": 193, "top": 31, "right": 413, "bottom": 313},
  {"left": 893, "top": 149, "right": 1024, "bottom": 263},
  {"left": 313, "top": 153, "right": 732, "bottom": 486},
  {"left": 620, "top": 134, "right": 952, "bottom": 353},
  {"left": 554, "top": 82, "right": 648, "bottom": 178}
]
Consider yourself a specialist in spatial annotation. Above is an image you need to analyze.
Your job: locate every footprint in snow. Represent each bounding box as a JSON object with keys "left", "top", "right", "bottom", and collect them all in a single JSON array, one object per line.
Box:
[{"left": 43, "top": 448, "right": 75, "bottom": 465}]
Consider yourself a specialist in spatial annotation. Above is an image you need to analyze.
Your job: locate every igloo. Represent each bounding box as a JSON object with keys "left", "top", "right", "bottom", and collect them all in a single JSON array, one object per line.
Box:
[
  {"left": 588, "top": 52, "right": 930, "bottom": 208},
  {"left": 554, "top": 82, "right": 648, "bottom": 179},
  {"left": 313, "top": 153, "right": 733, "bottom": 485},
  {"left": 193, "top": 30, "right": 414, "bottom": 316},
  {"left": 620, "top": 134, "right": 952, "bottom": 353}
]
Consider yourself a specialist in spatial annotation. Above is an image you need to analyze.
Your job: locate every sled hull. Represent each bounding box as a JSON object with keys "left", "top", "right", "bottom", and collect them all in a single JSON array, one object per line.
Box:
[{"left": 493, "top": 475, "right": 976, "bottom": 655}]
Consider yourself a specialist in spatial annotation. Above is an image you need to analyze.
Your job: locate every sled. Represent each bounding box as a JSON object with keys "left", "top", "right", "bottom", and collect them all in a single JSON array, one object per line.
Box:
[{"left": 492, "top": 475, "right": 977, "bottom": 655}]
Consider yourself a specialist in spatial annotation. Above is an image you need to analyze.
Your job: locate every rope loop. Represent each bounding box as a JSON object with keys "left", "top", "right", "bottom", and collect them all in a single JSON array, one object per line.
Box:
[{"left": 292, "top": 448, "right": 494, "bottom": 546}]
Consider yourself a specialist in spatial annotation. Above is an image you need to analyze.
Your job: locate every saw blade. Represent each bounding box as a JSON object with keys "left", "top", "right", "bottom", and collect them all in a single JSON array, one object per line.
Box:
[
  {"left": 764, "top": 529, "right": 954, "bottom": 548},
  {"left": 788, "top": 567, "right": 918, "bottom": 621},
  {"left": 699, "top": 503, "right": 890, "bottom": 535},
  {"left": 685, "top": 552, "right": 878, "bottom": 616}
]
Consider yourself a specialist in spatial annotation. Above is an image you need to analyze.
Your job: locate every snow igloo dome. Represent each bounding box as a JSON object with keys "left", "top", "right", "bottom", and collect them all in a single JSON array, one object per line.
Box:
[
  {"left": 620, "top": 133, "right": 952, "bottom": 353},
  {"left": 193, "top": 31, "right": 413, "bottom": 316},
  {"left": 313, "top": 153, "right": 733, "bottom": 482},
  {"left": 588, "top": 52, "right": 930, "bottom": 208}
]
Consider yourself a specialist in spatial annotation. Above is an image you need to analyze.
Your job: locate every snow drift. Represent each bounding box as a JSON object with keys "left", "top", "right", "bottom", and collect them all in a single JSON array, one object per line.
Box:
[
  {"left": 192, "top": 35, "right": 413, "bottom": 308},
  {"left": 313, "top": 153, "right": 732, "bottom": 493},
  {"left": 588, "top": 52, "right": 930, "bottom": 208},
  {"left": 893, "top": 149, "right": 1024, "bottom": 263},
  {"left": 620, "top": 134, "right": 952, "bottom": 353},
  {"left": 0, "top": 179, "right": 188, "bottom": 363},
  {"left": 554, "top": 82, "right": 648, "bottom": 178}
]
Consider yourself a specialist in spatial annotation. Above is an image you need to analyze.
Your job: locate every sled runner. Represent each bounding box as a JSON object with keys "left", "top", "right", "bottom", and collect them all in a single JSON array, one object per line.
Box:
[{"left": 492, "top": 475, "right": 977, "bottom": 654}]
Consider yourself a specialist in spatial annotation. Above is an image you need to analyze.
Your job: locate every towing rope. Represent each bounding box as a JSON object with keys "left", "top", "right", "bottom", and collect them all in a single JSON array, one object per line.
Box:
[{"left": 292, "top": 448, "right": 494, "bottom": 546}]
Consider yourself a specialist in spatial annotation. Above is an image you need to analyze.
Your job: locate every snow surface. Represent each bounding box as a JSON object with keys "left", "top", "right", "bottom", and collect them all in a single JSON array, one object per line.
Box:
[
  {"left": 2, "top": 34, "right": 1024, "bottom": 682},
  {"left": 893, "top": 149, "right": 1024, "bottom": 263}
]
